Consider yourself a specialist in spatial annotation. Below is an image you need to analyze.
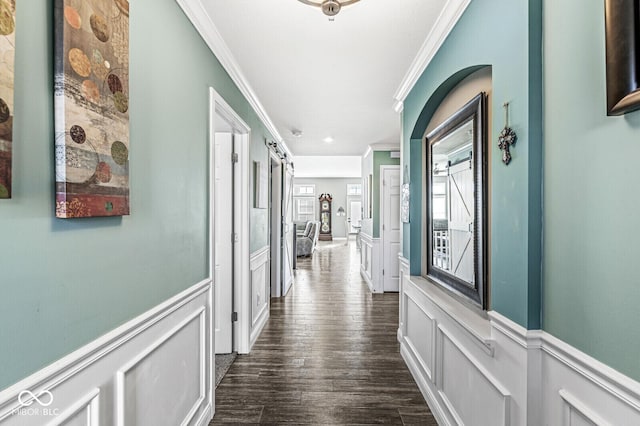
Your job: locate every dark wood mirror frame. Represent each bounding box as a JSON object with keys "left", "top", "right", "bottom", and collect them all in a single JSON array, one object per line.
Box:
[
  {"left": 425, "top": 92, "right": 488, "bottom": 309},
  {"left": 604, "top": 0, "right": 640, "bottom": 116}
]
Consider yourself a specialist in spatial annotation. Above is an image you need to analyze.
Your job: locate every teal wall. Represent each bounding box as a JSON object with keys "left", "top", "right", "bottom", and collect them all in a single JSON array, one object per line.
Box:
[
  {"left": 0, "top": 0, "right": 272, "bottom": 389},
  {"left": 372, "top": 151, "right": 400, "bottom": 238},
  {"left": 543, "top": 0, "right": 640, "bottom": 381},
  {"left": 402, "top": 0, "right": 543, "bottom": 328}
]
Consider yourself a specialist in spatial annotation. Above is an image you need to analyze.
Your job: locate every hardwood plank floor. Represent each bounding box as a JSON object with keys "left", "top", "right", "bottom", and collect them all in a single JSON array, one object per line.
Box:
[{"left": 211, "top": 240, "right": 436, "bottom": 425}]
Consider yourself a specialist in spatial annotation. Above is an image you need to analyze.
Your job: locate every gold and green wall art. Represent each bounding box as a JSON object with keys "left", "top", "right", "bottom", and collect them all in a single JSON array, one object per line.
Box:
[
  {"left": 54, "top": 0, "right": 130, "bottom": 217},
  {"left": 0, "top": 0, "right": 15, "bottom": 199}
]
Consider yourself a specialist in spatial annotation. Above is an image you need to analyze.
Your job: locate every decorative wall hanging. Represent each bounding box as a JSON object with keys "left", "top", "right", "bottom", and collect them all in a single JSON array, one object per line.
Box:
[
  {"left": 604, "top": 0, "right": 640, "bottom": 115},
  {"left": 401, "top": 166, "right": 410, "bottom": 223},
  {"left": 0, "top": 0, "right": 15, "bottom": 199},
  {"left": 498, "top": 102, "right": 517, "bottom": 165},
  {"left": 54, "top": 0, "right": 130, "bottom": 218}
]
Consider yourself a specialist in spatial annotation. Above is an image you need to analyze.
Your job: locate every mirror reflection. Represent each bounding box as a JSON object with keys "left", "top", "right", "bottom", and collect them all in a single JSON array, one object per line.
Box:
[{"left": 431, "top": 119, "right": 475, "bottom": 287}]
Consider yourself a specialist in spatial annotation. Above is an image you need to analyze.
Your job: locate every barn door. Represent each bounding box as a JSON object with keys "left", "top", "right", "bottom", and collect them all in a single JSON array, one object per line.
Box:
[{"left": 448, "top": 160, "right": 474, "bottom": 284}]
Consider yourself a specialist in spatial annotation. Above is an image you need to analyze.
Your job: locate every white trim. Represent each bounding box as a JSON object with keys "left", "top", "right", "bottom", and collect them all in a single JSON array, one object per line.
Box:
[
  {"left": 392, "top": 0, "right": 472, "bottom": 112},
  {"left": 45, "top": 388, "right": 100, "bottom": 426},
  {"left": 362, "top": 143, "right": 401, "bottom": 158},
  {"left": 401, "top": 344, "right": 451, "bottom": 426},
  {"left": 209, "top": 87, "right": 253, "bottom": 356},
  {"left": 177, "top": 0, "right": 293, "bottom": 160},
  {"left": 0, "top": 280, "right": 213, "bottom": 425},
  {"left": 116, "top": 308, "right": 207, "bottom": 426},
  {"left": 359, "top": 233, "right": 382, "bottom": 293},
  {"left": 400, "top": 269, "right": 640, "bottom": 425},
  {"left": 249, "top": 246, "right": 271, "bottom": 351},
  {"left": 559, "top": 389, "right": 612, "bottom": 426}
]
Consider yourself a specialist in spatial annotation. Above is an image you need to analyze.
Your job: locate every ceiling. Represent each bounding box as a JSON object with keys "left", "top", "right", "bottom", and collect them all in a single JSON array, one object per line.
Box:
[{"left": 202, "top": 0, "right": 449, "bottom": 156}]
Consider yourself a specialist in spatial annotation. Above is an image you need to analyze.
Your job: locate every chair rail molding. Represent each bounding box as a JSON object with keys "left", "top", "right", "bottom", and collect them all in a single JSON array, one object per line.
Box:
[
  {"left": 392, "top": 0, "right": 472, "bottom": 113},
  {"left": 399, "top": 259, "right": 640, "bottom": 425},
  {"left": 175, "top": 0, "right": 292, "bottom": 159},
  {"left": 0, "top": 279, "right": 214, "bottom": 426}
]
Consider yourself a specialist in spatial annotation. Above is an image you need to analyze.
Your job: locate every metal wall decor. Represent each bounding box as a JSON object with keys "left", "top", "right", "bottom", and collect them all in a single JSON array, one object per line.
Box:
[
  {"left": 498, "top": 102, "right": 517, "bottom": 165},
  {"left": 401, "top": 166, "right": 410, "bottom": 223},
  {"left": 604, "top": 0, "right": 640, "bottom": 116}
]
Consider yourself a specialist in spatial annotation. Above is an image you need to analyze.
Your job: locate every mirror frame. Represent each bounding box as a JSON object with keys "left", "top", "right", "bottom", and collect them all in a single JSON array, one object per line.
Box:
[{"left": 425, "top": 92, "right": 488, "bottom": 309}]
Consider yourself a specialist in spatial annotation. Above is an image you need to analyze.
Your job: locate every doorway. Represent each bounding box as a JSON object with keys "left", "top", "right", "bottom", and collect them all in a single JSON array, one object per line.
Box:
[
  {"left": 213, "top": 130, "right": 234, "bottom": 355},
  {"left": 209, "top": 88, "right": 253, "bottom": 389},
  {"left": 270, "top": 154, "right": 283, "bottom": 298},
  {"left": 381, "top": 166, "right": 401, "bottom": 292}
]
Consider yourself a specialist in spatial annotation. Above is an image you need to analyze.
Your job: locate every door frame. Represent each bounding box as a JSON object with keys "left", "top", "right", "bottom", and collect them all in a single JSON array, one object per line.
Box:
[
  {"left": 269, "top": 151, "right": 283, "bottom": 298},
  {"left": 209, "top": 88, "right": 252, "bottom": 355},
  {"left": 379, "top": 165, "right": 401, "bottom": 292}
]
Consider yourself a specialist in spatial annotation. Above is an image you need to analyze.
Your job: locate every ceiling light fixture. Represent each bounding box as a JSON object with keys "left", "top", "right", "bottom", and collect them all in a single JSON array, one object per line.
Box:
[
  {"left": 323, "top": 136, "right": 334, "bottom": 143},
  {"left": 297, "top": 0, "right": 360, "bottom": 18},
  {"left": 291, "top": 129, "right": 303, "bottom": 138}
]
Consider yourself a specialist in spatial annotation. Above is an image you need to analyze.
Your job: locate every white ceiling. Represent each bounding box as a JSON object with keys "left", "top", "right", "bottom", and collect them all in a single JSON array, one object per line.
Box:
[{"left": 204, "top": 0, "right": 449, "bottom": 156}]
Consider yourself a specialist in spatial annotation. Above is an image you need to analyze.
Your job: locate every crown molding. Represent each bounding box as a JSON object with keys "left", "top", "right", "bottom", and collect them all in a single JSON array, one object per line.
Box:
[
  {"left": 392, "top": 0, "right": 472, "bottom": 113},
  {"left": 176, "top": 0, "right": 293, "bottom": 160}
]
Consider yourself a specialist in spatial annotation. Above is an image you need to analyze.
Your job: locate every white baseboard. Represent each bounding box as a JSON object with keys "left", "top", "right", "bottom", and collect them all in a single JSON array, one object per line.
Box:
[
  {"left": 399, "top": 257, "right": 640, "bottom": 425},
  {"left": 0, "top": 280, "right": 214, "bottom": 426}
]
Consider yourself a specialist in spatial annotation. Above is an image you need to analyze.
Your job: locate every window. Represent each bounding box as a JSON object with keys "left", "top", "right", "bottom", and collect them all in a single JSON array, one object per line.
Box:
[
  {"left": 293, "top": 184, "right": 316, "bottom": 196},
  {"left": 346, "top": 183, "right": 362, "bottom": 196},
  {"left": 294, "top": 197, "right": 315, "bottom": 222},
  {"left": 425, "top": 92, "right": 488, "bottom": 309}
]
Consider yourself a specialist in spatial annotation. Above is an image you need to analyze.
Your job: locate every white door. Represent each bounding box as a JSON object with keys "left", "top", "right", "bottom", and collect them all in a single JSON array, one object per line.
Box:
[
  {"left": 448, "top": 161, "right": 474, "bottom": 283},
  {"left": 347, "top": 198, "right": 362, "bottom": 233},
  {"left": 282, "top": 167, "right": 294, "bottom": 295},
  {"left": 382, "top": 167, "right": 401, "bottom": 292},
  {"left": 214, "top": 132, "right": 233, "bottom": 354}
]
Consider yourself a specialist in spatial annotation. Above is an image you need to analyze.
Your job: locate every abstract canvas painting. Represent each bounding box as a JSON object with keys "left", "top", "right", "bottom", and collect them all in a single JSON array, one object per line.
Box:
[
  {"left": 0, "top": 0, "right": 15, "bottom": 199},
  {"left": 54, "top": 0, "right": 129, "bottom": 218}
]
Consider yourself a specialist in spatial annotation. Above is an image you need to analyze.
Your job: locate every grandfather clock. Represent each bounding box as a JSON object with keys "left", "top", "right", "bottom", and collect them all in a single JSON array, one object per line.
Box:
[{"left": 318, "top": 193, "right": 333, "bottom": 241}]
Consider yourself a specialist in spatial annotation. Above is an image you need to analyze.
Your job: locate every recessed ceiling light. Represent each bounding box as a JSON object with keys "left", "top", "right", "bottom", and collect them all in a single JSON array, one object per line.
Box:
[
  {"left": 291, "top": 129, "right": 303, "bottom": 138},
  {"left": 323, "top": 136, "right": 334, "bottom": 143}
]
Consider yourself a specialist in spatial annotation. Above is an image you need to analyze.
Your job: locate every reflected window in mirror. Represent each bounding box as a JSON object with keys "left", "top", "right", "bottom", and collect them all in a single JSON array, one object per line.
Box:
[{"left": 425, "top": 92, "right": 488, "bottom": 309}]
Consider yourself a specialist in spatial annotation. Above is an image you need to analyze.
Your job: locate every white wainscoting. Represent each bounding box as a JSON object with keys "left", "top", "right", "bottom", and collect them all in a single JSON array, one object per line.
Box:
[
  {"left": 360, "top": 233, "right": 382, "bottom": 293},
  {"left": 249, "top": 246, "right": 270, "bottom": 350},
  {"left": 0, "top": 280, "right": 213, "bottom": 426},
  {"left": 399, "top": 256, "right": 640, "bottom": 426}
]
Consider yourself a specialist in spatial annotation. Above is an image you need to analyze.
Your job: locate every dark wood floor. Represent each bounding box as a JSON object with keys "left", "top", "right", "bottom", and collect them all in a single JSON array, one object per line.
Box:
[{"left": 211, "top": 240, "right": 436, "bottom": 425}]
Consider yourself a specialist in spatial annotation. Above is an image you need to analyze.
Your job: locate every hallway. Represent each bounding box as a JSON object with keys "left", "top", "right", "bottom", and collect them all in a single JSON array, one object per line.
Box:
[{"left": 211, "top": 241, "right": 436, "bottom": 424}]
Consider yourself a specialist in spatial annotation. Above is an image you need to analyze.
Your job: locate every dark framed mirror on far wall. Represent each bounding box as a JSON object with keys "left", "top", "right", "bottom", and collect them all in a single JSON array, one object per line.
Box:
[
  {"left": 604, "top": 0, "right": 640, "bottom": 115},
  {"left": 425, "top": 92, "right": 488, "bottom": 309}
]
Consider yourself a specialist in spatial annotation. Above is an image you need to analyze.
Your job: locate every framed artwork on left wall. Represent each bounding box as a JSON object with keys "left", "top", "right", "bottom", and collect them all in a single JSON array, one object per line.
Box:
[
  {"left": 54, "top": 0, "right": 130, "bottom": 217},
  {"left": 0, "top": 0, "right": 16, "bottom": 199}
]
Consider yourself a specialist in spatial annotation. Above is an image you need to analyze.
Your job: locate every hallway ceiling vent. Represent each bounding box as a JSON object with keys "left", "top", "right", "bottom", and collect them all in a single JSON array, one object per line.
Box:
[{"left": 298, "top": 0, "right": 361, "bottom": 17}]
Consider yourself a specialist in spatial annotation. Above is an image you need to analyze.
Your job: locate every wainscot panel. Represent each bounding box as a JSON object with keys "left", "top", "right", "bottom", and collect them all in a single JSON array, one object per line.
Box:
[
  {"left": 360, "top": 234, "right": 381, "bottom": 293},
  {"left": 399, "top": 256, "right": 640, "bottom": 425},
  {"left": 249, "top": 246, "right": 270, "bottom": 350},
  {"left": 0, "top": 280, "right": 213, "bottom": 426}
]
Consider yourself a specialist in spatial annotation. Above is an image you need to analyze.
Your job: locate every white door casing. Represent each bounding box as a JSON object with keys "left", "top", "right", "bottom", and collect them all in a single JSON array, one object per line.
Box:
[
  {"left": 382, "top": 166, "right": 401, "bottom": 292},
  {"left": 270, "top": 155, "right": 282, "bottom": 298},
  {"left": 214, "top": 132, "right": 233, "bottom": 354},
  {"left": 282, "top": 166, "right": 294, "bottom": 295},
  {"left": 209, "top": 87, "right": 253, "bottom": 355}
]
